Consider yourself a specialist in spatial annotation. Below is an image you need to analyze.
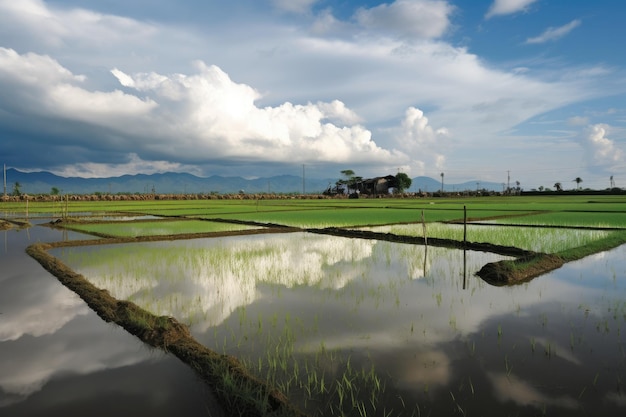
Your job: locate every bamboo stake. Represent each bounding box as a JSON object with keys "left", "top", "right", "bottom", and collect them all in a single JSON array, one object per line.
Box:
[
  {"left": 463, "top": 205, "right": 467, "bottom": 247},
  {"left": 421, "top": 209, "right": 427, "bottom": 245}
]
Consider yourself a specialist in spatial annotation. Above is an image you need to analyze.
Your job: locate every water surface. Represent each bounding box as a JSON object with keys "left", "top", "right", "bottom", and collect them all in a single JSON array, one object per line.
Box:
[{"left": 0, "top": 224, "right": 223, "bottom": 416}]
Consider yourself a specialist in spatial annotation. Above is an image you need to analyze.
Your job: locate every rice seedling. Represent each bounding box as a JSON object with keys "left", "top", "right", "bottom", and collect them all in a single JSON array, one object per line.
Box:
[
  {"left": 65, "top": 219, "right": 261, "bottom": 237},
  {"left": 31, "top": 195, "right": 626, "bottom": 417},
  {"left": 362, "top": 222, "right": 616, "bottom": 253}
]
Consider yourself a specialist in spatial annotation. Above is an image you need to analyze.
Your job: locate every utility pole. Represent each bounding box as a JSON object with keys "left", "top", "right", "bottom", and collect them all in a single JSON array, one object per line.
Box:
[
  {"left": 507, "top": 170, "right": 510, "bottom": 194},
  {"left": 302, "top": 164, "right": 305, "bottom": 195}
]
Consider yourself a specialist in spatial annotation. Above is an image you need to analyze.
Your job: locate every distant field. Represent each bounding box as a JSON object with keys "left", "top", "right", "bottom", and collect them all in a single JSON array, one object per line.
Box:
[{"left": 2, "top": 195, "right": 626, "bottom": 229}]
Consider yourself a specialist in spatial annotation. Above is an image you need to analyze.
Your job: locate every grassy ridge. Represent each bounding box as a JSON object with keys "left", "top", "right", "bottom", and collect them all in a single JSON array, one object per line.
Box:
[{"left": 26, "top": 242, "right": 306, "bottom": 417}]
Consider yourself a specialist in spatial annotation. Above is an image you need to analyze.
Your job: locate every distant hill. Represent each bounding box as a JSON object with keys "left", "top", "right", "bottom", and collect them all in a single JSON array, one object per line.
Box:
[{"left": 2, "top": 168, "right": 502, "bottom": 195}]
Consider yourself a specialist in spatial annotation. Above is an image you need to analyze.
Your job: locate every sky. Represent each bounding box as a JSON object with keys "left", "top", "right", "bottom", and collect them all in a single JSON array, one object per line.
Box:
[{"left": 0, "top": 0, "right": 625, "bottom": 190}]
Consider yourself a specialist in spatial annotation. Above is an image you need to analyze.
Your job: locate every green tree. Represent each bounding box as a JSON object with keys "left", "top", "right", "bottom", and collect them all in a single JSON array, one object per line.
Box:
[
  {"left": 12, "top": 182, "right": 21, "bottom": 196},
  {"left": 573, "top": 177, "right": 583, "bottom": 190},
  {"left": 340, "top": 169, "right": 355, "bottom": 179},
  {"left": 395, "top": 172, "right": 412, "bottom": 193},
  {"left": 51, "top": 187, "right": 60, "bottom": 196},
  {"left": 554, "top": 182, "right": 562, "bottom": 192},
  {"left": 339, "top": 169, "right": 358, "bottom": 193}
]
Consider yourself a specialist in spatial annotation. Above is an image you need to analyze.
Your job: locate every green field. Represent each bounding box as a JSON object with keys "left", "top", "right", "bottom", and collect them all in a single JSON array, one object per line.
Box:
[
  {"left": 65, "top": 219, "right": 261, "bottom": 238},
  {"left": 4, "top": 194, "right": 626, "bottom": 229},
  {"left": 3, "top": 194, "right": 626, "bottom": 254},
  {"left": 10, "top": 193, "right": 626, "bottom": 417}
]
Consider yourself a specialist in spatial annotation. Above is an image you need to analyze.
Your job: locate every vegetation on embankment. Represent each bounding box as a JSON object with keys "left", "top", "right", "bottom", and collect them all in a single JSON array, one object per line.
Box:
[
  {"left": 476, "top": 231, "right": 626, "bottom": 285},
  {"left": 26, "top": 242, "right": 308, "bottom": 417},
  {"left": 556, "top": 231, "right": 626, "bottom": 262},
  {"left": 476, "top": 253, "right": 565, "bottom": 286}
]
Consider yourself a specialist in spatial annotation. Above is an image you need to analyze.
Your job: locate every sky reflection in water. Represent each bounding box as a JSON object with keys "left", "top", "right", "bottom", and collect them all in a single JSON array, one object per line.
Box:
[
  {"left": 54, "top": 232, "right": 626, "bottom": 416},
  {"left": 0, "top": 225, "right": 222, "bottom": 416}
]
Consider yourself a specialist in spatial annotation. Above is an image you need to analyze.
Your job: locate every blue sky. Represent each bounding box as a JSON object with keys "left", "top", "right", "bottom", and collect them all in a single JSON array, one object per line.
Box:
[{"left": 0, "top": 0, "right": 625, "bottom": 190}]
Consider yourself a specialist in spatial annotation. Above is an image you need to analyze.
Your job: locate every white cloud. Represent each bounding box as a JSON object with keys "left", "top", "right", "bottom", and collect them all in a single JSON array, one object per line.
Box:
[
  {"left": 53, "top": 153, "right": 197, "bottom": 178},
  {"left": 111, "top": 62, "right": 408, "bottom": 166},
  {"left": 0, "top": 0, "right": 156, "bottom": 48},
  {"left": 0, "top": 47, "right": 156, "bottom": 122},
  {"left": 272, "top": 0, "right": 319, "bottom": 14},
  {"left": 0, "top": 47, "right": 83, "bottom": 85},
  {"left": 394, "top": 107, "right": 449, "bottom": 173},
  {"left": 525, "top": 19, "right": 581, "bottom": 44},
  {"left": 1, "top": 47, "right": 406, "bottom": 172},
  {"left": 0, "top": 0, "right": 623, "bottom": 185},
  {"left": 311, "top": 9, "right": 346, "bottom": 35},
  {"left": 355, "top": 0, "right": 454, "bottom": 39},
  {"left": 317, "top": 100, "right": 363, "bottom": 124},
  {"left": 582, "top": 124, "right": 624, "bottom": 167},
  {"left": 488, "top": 372, "right": 578, "bottom": 409},
  {"left": 485, "top": 0, "right": 538, "bottom": 19},
  {"left": 567, "top": 116, "right": 588, "bottom": 126}
]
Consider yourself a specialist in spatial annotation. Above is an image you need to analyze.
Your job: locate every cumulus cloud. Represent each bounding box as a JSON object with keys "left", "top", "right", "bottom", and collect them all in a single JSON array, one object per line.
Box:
[
  {"left": 0, "top": 47, "right": 406, "bottom": 175},
  {"left": 317, "top": 100, "right": 363, "bottom": 124},
  {"left": 525, "top": 19, "right": 581, "bottom": 44},
  {"left": 355, "top": 0, "right": 454, "bottom": 39},
  {"left": 485, "top": 0, "right": 538, "bottom": 19},
  {"left": 0, "top": 0, "right": 622, "bottom": 184},
  {"left": 109, "top": 62, "right": 407, "bottom": 165},
  {"left": 582, "top": 124, "right": 624, "bottom": 167},
  {"left": 394, "top": 107, "right": 449, "bottom": 173},
  {"left": 0, "top": 47, "right": 156, "bottom": 122}
]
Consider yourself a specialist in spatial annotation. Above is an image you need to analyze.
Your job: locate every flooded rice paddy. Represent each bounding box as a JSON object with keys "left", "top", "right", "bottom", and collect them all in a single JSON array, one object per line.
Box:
[
  {"left": 49, "top": 230, "right": 626, "bottom": 416},
  {"left": 0, "top": 223, "right": 224, "bottom": 417},
  {"left": 362, "top": 223, "right": 615, "bottom": 253}
]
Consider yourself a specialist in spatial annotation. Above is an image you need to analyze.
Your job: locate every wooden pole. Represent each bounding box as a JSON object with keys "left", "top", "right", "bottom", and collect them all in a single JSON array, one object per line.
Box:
[
  {"left": 422, "top": 209, "right": 428, "bottom": 275},
  {"left": 463, "top": 248, "right": 467, "bottom": 290},
  {"left": 421, "top": 209, "right": 427, "bottom": 245},
  {"left": 463, "top": 206, "right": 467, "bottom": 247}
]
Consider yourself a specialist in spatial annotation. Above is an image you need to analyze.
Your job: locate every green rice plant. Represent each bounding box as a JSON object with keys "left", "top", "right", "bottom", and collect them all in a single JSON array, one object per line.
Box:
[
  {"left": 65, "top": 219, "right": 260, "bottom": 237},
  {"left": 495, "top": 211, "right": 626, "bottom": 228},
  {"left": 363, "top": 222, "right": 616, "bottom": 253}
]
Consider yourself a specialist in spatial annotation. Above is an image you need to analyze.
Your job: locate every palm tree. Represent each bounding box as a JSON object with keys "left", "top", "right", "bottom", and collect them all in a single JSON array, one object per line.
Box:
[
  {"left": 573, "top": 177, "right": 583, "bottom": 190},
  {"left": 440, "top": 172, "right": 444, "bottom": 193},
  {"left": 554, "top": 182, "right": 562, "bottom": 192}
]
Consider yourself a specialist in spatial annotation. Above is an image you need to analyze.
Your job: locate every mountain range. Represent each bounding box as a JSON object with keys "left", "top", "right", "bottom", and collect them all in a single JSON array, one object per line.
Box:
[{"left": 2, "top": 168, "right": 503, "bottom": 195}]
